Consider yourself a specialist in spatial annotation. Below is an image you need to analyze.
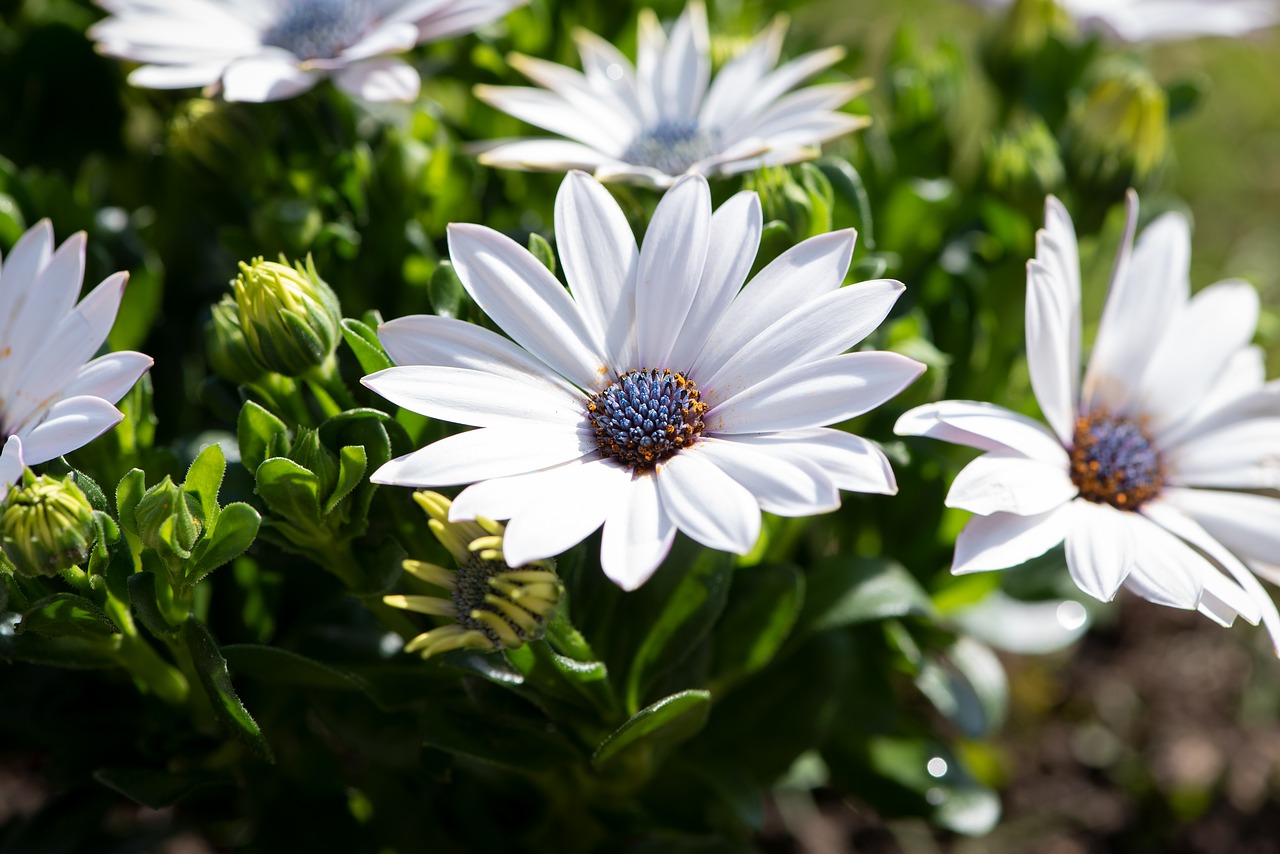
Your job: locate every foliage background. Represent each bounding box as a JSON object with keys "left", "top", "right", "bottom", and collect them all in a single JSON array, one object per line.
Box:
[{"left": 1, "top": 0, "right": 1279, "bottom": 850}]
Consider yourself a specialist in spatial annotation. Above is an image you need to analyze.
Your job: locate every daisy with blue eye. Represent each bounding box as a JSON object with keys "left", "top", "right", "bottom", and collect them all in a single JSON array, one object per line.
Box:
[
  {"left": 90, "top": 0, "right": 527, "bottom": 103},
  {"left": 0, "top": 221, "right": 153, "bottom": 502},
  {"left": 472, "top": 1, "right": 870, "bottom": 188},
  {"left": 897, "top": 192, "right": 1280, "bottom": 651},
  {"left": 362, "top": 170, "right": 924, "bottom": 590}
]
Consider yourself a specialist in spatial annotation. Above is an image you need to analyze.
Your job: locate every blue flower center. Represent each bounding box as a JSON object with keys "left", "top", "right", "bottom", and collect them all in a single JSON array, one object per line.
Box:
[
  {"left": 1069, "top": 411, "right": 1164, "bottom": 510},
  {"left": 586, "top": 369, "right": 708, "bottom": 470},
  {"left": 621, "top": 121, "right": 721, "bottom": 175},
  {"left": 263, "top": 0, "right": 373, "bottom": 60}
]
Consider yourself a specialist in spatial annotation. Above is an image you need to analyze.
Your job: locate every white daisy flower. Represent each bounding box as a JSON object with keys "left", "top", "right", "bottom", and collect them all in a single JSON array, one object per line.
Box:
[
  {"left": 472, "top": 1, "right": 870, "bottom": 188},
  {"left": 0, "top": 221, "right": 153, "bottom": 501},
  {"left": 971, "top": 0, "right": 1279, "bottom": 42},
  {"left": 896, "top": 192, "right": 1280, "bottom": 651},
  {"left": 89, "top": 0, "right": 527, "bottom": 103},
  {"left": 363, "top": 171, "right": 924, "bottom": 590}
]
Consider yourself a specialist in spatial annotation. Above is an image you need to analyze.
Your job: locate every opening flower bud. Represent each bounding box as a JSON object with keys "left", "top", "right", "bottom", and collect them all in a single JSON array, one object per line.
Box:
[
  {"left": 1, "top": 474, "right": 97, "bottom": 577},
  {"left": 134, "top": 476, "right": 202, "bottom": 577},
  {"left": 232, "top": 255, "right": 342, "bottom": 377}
]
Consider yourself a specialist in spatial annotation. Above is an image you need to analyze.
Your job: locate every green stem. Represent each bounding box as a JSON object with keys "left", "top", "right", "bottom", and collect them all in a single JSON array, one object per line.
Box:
[
  {"left": 545, "top": 611, "right": 597, "bottom": 663},
  {"left": 103, "top": 596, "right": 189, "bottom": 707}
]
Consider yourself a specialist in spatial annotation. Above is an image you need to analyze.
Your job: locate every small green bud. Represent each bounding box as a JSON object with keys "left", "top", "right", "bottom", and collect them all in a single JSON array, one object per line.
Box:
[
  {"left": 232, "top": 255, "right": 342, "bottom": 377},
  {"left": 134, "top": 476, "right": 202, "bottom": 576},
  {"left": 205, "top": 296, "right": 263, "bottom": 384},
  {"left": 1, "top": 473, "right": 97, "bottom": 577},
  {"left": 1066, "top": 61, "right": 1169, "bottom": 186},
  {"left": 986, "top": 115, "right": 1065, "bottom": 199},
  {"left": 288, "top": 428, "right": 339, "bottom": 502}
]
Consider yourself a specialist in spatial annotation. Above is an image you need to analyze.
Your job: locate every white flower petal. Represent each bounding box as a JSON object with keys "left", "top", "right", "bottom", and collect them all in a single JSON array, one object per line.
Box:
[
  {"left": 1167, "top": 418, "right": 1280, "bottom": 488},
  {"left": 377, "top": 313, "right": 578, "bottom": 395},
  {"left": 555, "top": 170, "right": 638, "bottom": 372},
  {"left": 1161, "top": 487, "right": 1280, "bottom": 568},
  {"left": 656, "top": 0, "right": 710, "bottom": 121},
  {"left": 128, "top": 62, "right": 228, "bottom": 89},
  {"left": 1025, "top": 259, "right": 1077, "bottom": 444},
  {"left": 1064, "top": 500, "right": 1134, "bottom": 602},
  {"left": 727, "top": 428, "right": 898, "bottom": 495},
  {"left": 572, "top": 28, "right": 644, "bottom": 121},
  {"left": 655, "top": 451, "right": 761, "bottom": 554},
  {"left": 371, "top": 426, "right": 594, "bottom": 487},
  {"left": 666, "top": 191, "right": 761, "bottom": 370},
  {"left": 600, "top": 471, "right": 677, "bottom": 590},
  {"left": 706, "top": 352, "right": 925, "bottom": 434},
  {"left": 722, "top": 46, "right": 846, "bottom": 138},
  {"left": 361, "top": 366, "right": 585, "bottom": 428},
  {"left": 1120, "top": 510, "right": 1204, "bottom": 610},
  {"left": 1084, "top": 200, "right": 1189, "bottom": 414},
  {"left": 476, "top": 139, "right": 615, "bottom": 173},
  {"left": 952, "top": 506, "right": 1070, "bottom": 574},
  {"left": 333, "top": 58, "right": 420, "bottom": 102},
  {"left": 697, "top": 15, "right": 786, "bottom": 129},
  {"left": 16, "top": 395, "right": 124, "bottom": 466},
  {"left": 0, "top": 436, "right": 25, "bottom": 502},
  {"left": 502, "top": 459, "right": 632, "bottom": 565},
  {"left": 447, "top": 223, "right": 608, "bottom": 392},
  {"left": 696, "top": 437, "right": 840, "bottom": 517},
  {"left": 1137, "top": 280, "right": 1260, "bottom": 432},
  {"left": 904, "top": 402, "right": 1069, "bottom": 465},
  {"left": 450, "top": 457, "right": 597, "bottom": 522},
  {"left": 339, "top": 22, "right": 419, "bottom": 62},
  {"left": 474, "top": 85, "right": 626, "bottom": 152},
  {"left": 221, "top": 52, "right": 319, "bottom": 102},
  {"left": 946, "top": 452, "right": 1077, "bottom": 516},
  {"left": 692, "top": 229, "right": 855, "bottom": 381},
  {"left": 701, "top": 279, "right": 904, "bottom": 404},
  {"left": 61, "top": 351, "right": 153, "bottom": 405},
  {"left": 635, "top": 175, "right": 711, "bottom": 367}
]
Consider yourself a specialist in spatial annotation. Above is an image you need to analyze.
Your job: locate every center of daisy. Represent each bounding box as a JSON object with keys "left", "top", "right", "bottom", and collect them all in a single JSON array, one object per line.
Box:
[
  {"left": 450, "top": 556, "right": 544, "bottom": 645},
  {"left": 263, "top": 0, "right": 373, "bottom": 60},
  {"left": 1069, "top": 411, "right": 1165, "bottom": 511},
  {"left": 586, "top": 368, "right": 707, "bottom": 470},
  {"left": 621, "top": 121, "right": 721, "bottom": 175}
]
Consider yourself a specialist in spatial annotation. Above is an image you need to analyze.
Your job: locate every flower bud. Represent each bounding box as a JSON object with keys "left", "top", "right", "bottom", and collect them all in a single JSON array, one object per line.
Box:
[
  {"left": 384, "top": 492, "right": 564, "bottom": 660},
  {"left": 1065, "top": 61, "right": 1169, "bottom": 188},
  {"left": 1, "top": 474, "right": 96, "bottom": 577},
  {"left": 986, "top": 115, "right": 1065, "bottom": 200},
  {"left": 232, "top": 255, "right": 342, "bottom": 377},
  {"left": 134, "top": 476, "right": 201, "bottom": 576},
  {"left": 205, "top": 296, "right": 263, "bottom": 384}
]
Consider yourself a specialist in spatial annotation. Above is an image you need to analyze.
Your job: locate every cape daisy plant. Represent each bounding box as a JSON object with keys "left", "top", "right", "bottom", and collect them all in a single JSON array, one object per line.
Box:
[
  {"left": 473, "top": 1, "right": 870, "bottom": 188},
  {"left": 896, "top": 192, "right": 1280, "bottom": 651},
  {"left": 0, "top": 221, "right": 153, "bottom": 500},
  {"left": 90, "top": 0, "right": 527, "bottom": 103},
  {"left": 363, "top": 170, "right": 924, "bottom": 590}
]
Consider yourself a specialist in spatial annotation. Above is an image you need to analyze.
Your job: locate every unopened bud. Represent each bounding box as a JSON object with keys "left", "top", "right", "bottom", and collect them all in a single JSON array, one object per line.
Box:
[
  {"left": 1, "top": 474, "right": 96, "bottom": 577},
  {"left": 232, "top": 255, "right": 342, "bottom": 377},
  {"left": 134, "top": 476, "right": 201, "bottom": 576}
]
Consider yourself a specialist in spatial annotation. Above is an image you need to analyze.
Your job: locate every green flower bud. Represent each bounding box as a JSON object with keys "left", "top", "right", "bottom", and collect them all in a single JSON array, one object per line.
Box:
[
  {"left": 384, "top": 492, "right": 564, "bottom": 661},
  {"left": 986, "top": 115, "right": 1065, "bottom": 199},
  {"left": 134, "top": 476, "right": 201, "bottom": 577},
  {"left": 232, "top": 255, "right": 342, "bottom": 378},
  {"left": 205, "top": 296, "right": 264, "bottom": 385},
  {"left": 1, "top": 474, "right": 96, "bottom": 577},
  {"left": 1066, "top": 61, "right": 1169, "bottom": 186}
]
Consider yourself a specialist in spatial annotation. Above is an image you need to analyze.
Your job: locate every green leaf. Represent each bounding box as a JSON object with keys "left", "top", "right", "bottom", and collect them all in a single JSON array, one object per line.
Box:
[
  {"left": 324, "top": 445, "right": 367, "bottom": 514},
  {"left": 187, "top": 502, "right": 261, "bottom": 584},
  {"left": 222, "top": 644, "right": 361, "bottom": 691},
  {"left": 116, "top": 469, "right": 146, "bottom": 536},
  {"left": 427, "top": 260, "right": 464, "bottom": 319},
  {"left": 626, "top": 549, "right": 732, "bottom": 713},
  {"left": 127, "top": 571, "right": 180, "bottom": 637},
  {"left": 0, "top": 628, "right": 119, "bottom": 669},
  {"left": 527, "top": 232, "right": 556, "bottom": 275},
  {"left": 94, "top": 767, "right": 230, "bottom": 810},
  {"left": 183, "top": 443, "right": 226, "bottom": 526},
  {"left": 340, "top": 318, "right": 394, "bottom": 374},
  {"left": 817, "top": 157, "right": 876, "bottom": 247},
  {"left": 18, "top": 593, "right": 118, "bottom": 640},
  {"left": 68, "top": 469, "right": 109, "bottom": 514},
  {"left": 710, "top": 564, "right": 804, "bottom": 689},
  {"left": 800, "top": 556, "right": 934, "bottom": 635},
  {"left": 798, "top": 163, "right": 834, "bottom": 237},
  {"left": 237, "top": 402, "right": 289, "bottom": 475},
  {"left": 592, "top": 689, "right": 711, "bottom": 769},
  {"left": 255, "top": 457, "right": 323, "bottom": 528},
  {"left": 182, "top": 619, "right": 274, "bottom": 762}
]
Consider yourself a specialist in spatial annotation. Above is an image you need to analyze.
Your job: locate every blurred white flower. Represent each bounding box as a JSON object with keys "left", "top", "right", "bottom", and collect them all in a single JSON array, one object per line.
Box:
[
  {"left": 90, "top": 0, "right": 527, "bottom": 103},
  {"left": 897, "top": 193, "right": 1280, "bottom": 652},
  {"left": 364, "top": 171, "right": 923, "bottom": 590},
  {"left": 473, "top": 1, "right": 869, "bottom": 188},
  {"left": 0, "top": 221, "right": 152, "bottom": 501},
  {"left": 972, "top": 0, "right": 1279, "bottom": 41}
]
